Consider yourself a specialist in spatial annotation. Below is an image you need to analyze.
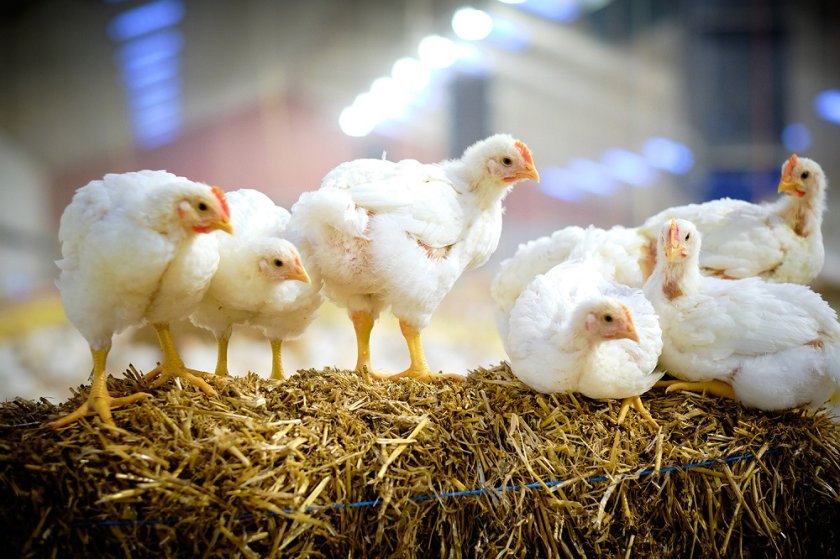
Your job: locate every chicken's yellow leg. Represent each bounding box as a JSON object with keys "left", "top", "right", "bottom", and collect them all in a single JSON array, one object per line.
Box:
[
  {"left": 665, "top": 379, "right": 736, "bottom": 399},
  {"left": 214, "top": 335, "right": 231, "bottom": 377},
  {"left": 269, "top": 339, "right": 284, "bottom": 380},
  {"left": 47, "top": 345, "right": 150, "bottom": 428},
  {"left": 143, "top": 323, "right": 216, "bottom": 396},
  {"left": 370, "top": 320, "right": 464, "bottom": 382},
  {"left": 351, "top": 311, "right": 374, "bottom": 374},
  {"left": 617, "top": 396, "right": 659, "bottom": 430}
]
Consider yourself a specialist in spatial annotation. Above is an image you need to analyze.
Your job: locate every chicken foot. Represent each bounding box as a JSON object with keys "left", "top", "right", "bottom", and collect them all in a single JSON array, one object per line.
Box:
[
  {"left": 143, "top": 323, "right": 218, "bottom": 396},
  {"left": 370, "top": 320, "right": 464, "bottom": 382},
  {"left": 664, "top": 379, "right": 736, "bottom": 400},
  {"left": 47, "top": 345, "right": 150, "bottom": 428},
  {"left": 213, "top": 335, "right": 231, "bottom": 377},
  {"left": 616, "top": 396, "right": 659, "bottom": 430},
  {"left": 351, "top": 310, "right": 374, "bottom": 374}
]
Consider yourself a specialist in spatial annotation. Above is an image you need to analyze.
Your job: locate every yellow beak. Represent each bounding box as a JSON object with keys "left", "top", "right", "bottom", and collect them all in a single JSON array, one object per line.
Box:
[
  {"left": 288, "top": 258, "right": 311, "bottom": 284},
  {"left": 211, "top": 219, "right": 234, "bottom": 235},
  {"left": 777, "top": 178, "right": 802, "bottom": 196},
  {"left": 664, "top": 218, "right": 683, "bottom": 262}
]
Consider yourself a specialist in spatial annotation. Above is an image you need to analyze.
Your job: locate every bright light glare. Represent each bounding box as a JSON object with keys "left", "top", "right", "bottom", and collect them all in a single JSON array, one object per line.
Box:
[
  {"left": 339, "top": 106, "right": 375, "bottom": 137},
  {"left": 370, "top": 77, "right": 411, "bottom": 119},
  {"left": 567, "top": 159, "right": 617, "bottom": 195},
  {"left": 781, "top": 123, "right": 811, "bottom": 153},
  {"left": 498, "top": 0, "right": 527, "bottom": 4},
  {"left": 643, "top": 137, "right": 694, "bottom": 175},
  {"left": 107, "top": 0, "right": 185, "bottom": 42},
  {"left": 452, "top": 8, "right": 493, "bottom": 41},
  {"left": 814, "top": 89, "right": 840, "bottom": 125},
  {"left": 391, "top": 57, "right": 430, "bottom": 92},
  {"left": 418, "top": 35, "right": 458, "bottom": 68},
  {"left": 602, "top": 149, "right": 656, "bottom": 187}
]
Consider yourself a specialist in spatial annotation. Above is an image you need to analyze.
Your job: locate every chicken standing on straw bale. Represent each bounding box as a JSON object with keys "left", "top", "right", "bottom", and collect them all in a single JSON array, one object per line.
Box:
[
  {"left": 491, "top": 154, "right": 825, "bottom": 305},
  {"left": 290, "top": 134, "right": 539, "bottom": 381},
  {"left": 190, "top": 189, "right": 318, "bottom": 380},
  {"left": 644, "top": 218, "right": 840, "bottom": 418},
  {"left": 50, "top": 171, "right": 233, "bottom": 428},
  {"left": 637, "top": 154, "right": 827, "bottom": 283},
  {"left": 503, "top": 228, "right": 663, "bottom": 428}
]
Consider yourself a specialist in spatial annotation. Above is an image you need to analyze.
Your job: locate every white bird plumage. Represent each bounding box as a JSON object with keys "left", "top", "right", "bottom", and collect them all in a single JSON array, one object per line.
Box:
[
  {"left": 51, "top": 170, "right": 234, "bottom": 428},
  {"left": 504, "top": 230, "right": 663, "bottom": 427},
  {"left": 644, "top": 218, "right": 840, "bottom": 417},
  {"left": 190, "top": 189, "right": 320, "bottom": 380},
  {"left": 637, "top": 154, "right": 827, "bottom": 283},
  {"left": 290, "top": 134, "right": 539, "bottom": 381}
]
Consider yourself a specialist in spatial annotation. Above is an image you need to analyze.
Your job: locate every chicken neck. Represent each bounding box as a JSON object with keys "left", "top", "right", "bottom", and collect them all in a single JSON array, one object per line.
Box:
[{"left": 773, "top": 182, "right": 825, "bottom": 237}]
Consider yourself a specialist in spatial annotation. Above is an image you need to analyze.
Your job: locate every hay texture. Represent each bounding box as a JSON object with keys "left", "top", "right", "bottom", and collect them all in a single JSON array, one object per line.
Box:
[{"left": 1, "top": 363, "right": 838, "bottom": 558}]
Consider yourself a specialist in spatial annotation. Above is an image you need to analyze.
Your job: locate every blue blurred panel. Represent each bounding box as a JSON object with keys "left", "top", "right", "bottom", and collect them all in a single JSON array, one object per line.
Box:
[
  {"left": 120, "top": 57, "right": 180, "bottom": 89},
  {"left": 814, "top": 89, "right": 840, "bottom": 125},
  {"left": 115, "top": 29, "right": 184, "bottom": 66},
  {"left": 515, "top": 0, "right": 582, "bottom": 22},
  {"left": 704, "top": 169, "right": 778, "bottom": 203},
  {"left": 127, "top": 79, "right": 181, "bottom": 110},
  {"left": 107, "top": 0, "right": 185, "bottom": 42}
]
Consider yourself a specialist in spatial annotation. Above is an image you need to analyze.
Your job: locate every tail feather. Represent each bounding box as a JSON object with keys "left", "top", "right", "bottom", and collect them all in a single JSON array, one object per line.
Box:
[{"left": 290, "top": 189, "right": 368, "bottom": 241}]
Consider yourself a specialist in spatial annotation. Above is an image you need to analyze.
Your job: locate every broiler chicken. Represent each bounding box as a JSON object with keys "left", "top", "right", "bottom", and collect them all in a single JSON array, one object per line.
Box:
[
  {"left": 50, "top": 170, "right": 233, "bottom": 428},
  {"left": 492, "top": 225, "right": 650, "bottom": 340},
  {"left": 290, "top": 134, "right": 539, "bottom": 381},
  {"left": 638, "top": 154, "right": 827, "bottom": 283},
  {"left": 190, "top": 189, "right": 319, "bottom": 380},
  {"left": 643, "top": 218, "right": 840, "bottom": 416},
  {"left": 504, "top": 233, "right": 663, "bottom": 428},
  {"left": 492, "top": 155, "right": 826, "bottom": 313}
]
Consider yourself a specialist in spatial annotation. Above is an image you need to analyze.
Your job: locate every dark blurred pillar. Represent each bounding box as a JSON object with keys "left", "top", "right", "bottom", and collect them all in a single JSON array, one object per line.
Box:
[
  {"left": 449, "top": 72, "right": 490, "bottom": 157},
  {"left": 681, "top": 0, "right": 788, "bottom": 201}
]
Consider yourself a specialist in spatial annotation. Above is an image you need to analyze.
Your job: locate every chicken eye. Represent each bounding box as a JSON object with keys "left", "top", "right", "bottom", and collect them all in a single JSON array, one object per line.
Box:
[
  {"left": 801, "top": 171, "right": 810, "bottom": 180},
  {"left": 603, "top": 314, "right": 613, "bottom": 323},
  {"left": 197, "top": 202, "right": 208, "bottom": 212},
  {"left": 274, "top": 259, "right": 283, "bottom": 267},
  {"left": 685, "top": 233, "right": 690, "bottom": 241},
  {"left": 502, "top": 157, "right": 513, "bottom": 166}
]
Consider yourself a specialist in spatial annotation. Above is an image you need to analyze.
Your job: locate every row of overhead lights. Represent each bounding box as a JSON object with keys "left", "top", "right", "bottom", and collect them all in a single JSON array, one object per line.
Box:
[
  {"left": 539, "top": 137, "right": 695, "bottom": 202},
  {"left": 106, "top": 0, "right": 185, "bottom": 148}
]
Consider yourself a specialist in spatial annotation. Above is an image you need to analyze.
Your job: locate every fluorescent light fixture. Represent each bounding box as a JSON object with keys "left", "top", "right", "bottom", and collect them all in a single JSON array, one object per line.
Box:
[
  {"left": 602, "top": 148, "right": 656, "bottom": 187},
  {"left": 813, "top": 89, "right": 840, "bottom": 125},
  {"left": 115, "top": 29, "right": 184, "bottom": 67},
  {"left": 107, "top": 0, "right": 185, "bottom": 42},
  {"left": 418, "top": 35, "right": 459, "bottom": 69},
  {"left": 567, "top": 158, "right": 617, "bottom": 195},
  {"left": 391, "top": 57, "right": 431, "bottom": 92},
  {"left": 781, "top": 123, "right": 811, "bottom": 153},
  {"left": 339, "top": 106, "right": 375, "bottom": 137},
  {"left": 126, "top": 79, "right": 181, "bottom": 110},
  {"left": 452, "top": 7, "right": 494, "bottom": 41},
  {"left": 514, "top": 0, "right": 582, "bottom": 22},
  {"left": 486, "top": 16, "right": 530, "bottom": 51},
  {"left": 120, "top": 56, "right": 180, "bottom": 89},
  {"left": 643, "top": 137, "right": 694, "bottom": 175},
  {"left": 539, "top": 167, "right": 586, "bottom": 202}
]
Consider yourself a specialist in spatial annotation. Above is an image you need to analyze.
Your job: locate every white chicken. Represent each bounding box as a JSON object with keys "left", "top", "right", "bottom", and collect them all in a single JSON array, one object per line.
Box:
[
  {"left": 504, "top": 234, "right": 663, "bottom": 428},
  {"left": 290, "top": 134, "right": 539, "bottom": 381},
  {"left": 491, "top": 225, "right": 650, "bottom": 340},
  {"left": 189, "top": 189, "right": 318, "bottom": 380},
  {"left": 643, "top": 218, "right": 840, "bottom": 415},
  {"left": 50, "top": 170, "right": 233, "bottom": 428},
  {"left": 637, "top": 154, "right": 827, "bottom": 283},
  {"left": 492, "top": 155, "right": 825, "bottom": 314}
]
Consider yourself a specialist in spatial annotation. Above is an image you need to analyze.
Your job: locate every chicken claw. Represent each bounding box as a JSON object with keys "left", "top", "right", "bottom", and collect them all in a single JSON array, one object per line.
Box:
[
  {"left": 142, "top": 323, "right": 218, "bottom": 397},
  {"left": 616, "top": 395, "right": 659, "bottom": 430},
  {"left": 47, "top": 346, "right": 150, "bottom": 429}
]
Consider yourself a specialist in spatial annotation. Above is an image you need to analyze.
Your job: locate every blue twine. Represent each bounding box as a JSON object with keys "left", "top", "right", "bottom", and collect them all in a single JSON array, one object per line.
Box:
[{"left": 80, "top": 447, "right": 780, "bottom": 527}]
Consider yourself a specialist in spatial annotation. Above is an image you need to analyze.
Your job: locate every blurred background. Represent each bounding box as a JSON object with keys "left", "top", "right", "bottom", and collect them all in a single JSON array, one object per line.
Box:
[{"left": 1, "top": 0, "right": 838, "bottom": 401}]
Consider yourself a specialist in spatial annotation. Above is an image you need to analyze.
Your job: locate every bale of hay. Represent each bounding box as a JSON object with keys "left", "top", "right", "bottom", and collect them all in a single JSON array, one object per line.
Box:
[{"left": 1, "top": 363, "right": 838, "bottom": 558}]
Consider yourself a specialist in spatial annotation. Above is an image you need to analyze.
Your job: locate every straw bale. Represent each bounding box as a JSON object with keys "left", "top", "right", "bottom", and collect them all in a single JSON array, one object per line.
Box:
[{"left": 1, "top": 363, "right": 838, "bottom": 558}]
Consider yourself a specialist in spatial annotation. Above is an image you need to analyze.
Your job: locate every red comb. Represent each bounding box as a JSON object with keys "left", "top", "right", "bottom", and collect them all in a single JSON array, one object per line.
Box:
[
  {"left": 211, "top": 186, "right": 230, "bottom": 219},
  {"left": 782, "top": 154, "right": 798, "bottom": 180},
  {"left": 515, "top": 140, "right": 533, "bottom": 165}
]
